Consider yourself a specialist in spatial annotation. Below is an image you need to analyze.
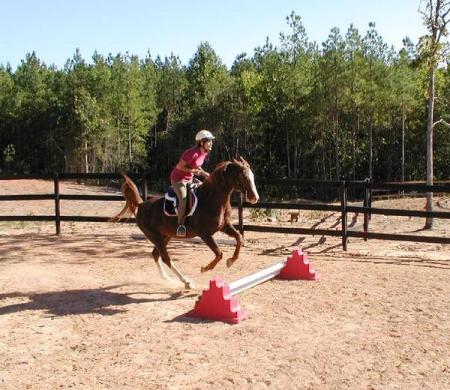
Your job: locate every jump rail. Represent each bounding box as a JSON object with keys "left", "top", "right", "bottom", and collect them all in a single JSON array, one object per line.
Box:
[
  {"left": 228, "top": 261, "right": 287, "bottom": 296},
  {"left": 187, "top": 249, "right": 318, "bottom": 323}
]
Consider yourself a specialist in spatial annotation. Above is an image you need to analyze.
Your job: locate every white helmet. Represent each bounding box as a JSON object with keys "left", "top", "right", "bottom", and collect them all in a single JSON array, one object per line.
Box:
[{"left": 195, "top": 130, "right": 215, "bottom": 142}]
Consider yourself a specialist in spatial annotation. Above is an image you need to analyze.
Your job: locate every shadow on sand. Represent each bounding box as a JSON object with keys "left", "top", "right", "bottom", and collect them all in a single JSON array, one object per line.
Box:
[{"left": 0, "top": 284, "right": 198, "bottom": 317}]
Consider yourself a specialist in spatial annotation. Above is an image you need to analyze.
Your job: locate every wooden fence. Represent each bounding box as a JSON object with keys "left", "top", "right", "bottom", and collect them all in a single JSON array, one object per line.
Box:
[{"left": 1, "top": 173, "right": 450, "bottom": 251}]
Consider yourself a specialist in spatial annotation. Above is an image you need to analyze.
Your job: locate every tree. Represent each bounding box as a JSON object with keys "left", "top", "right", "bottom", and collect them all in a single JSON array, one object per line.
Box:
[
  {"left": 391, "top": 39, "right": 420, "bottom": 181},
  {"left": 0, "top": 65, "right": 14, "bottom": 171},
  {"left": 230, "top": 54, "right": 261, "bottom": 160},
  {"left": 154, "top": 54, "right": 187, "bottom": 135},
  {"left": 64, "top": 49, "right": 97, "bottom": 172},
  {"left": 362, "top": 22, "right": 389, "bottom": 181},
  {"left": 252, "top": 38, "right": 288, "bottom": 178},
  {"left": 279, "top": 12, "right": 314, "bottom": 179},
  {"left": 10, "top": 52, "right": 58, "bottom": 172},
  {"left": 185, "top": 41, "right": 229, "bottom": 131},
  {"left": 418, "top": 0, "right": 450, "bottom": 228},
  {"left": 434, "top": 59, "right": 450, "bottom": 177},
  {"left": 321, "top": 27, "right": 346, "bottom": 180},
  {"left": 343, "top": 24, "right": 366, "bottom": 180}
]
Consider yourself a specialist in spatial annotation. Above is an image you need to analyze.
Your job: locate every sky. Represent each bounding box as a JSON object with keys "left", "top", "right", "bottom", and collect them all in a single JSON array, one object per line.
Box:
[{"left": 0, "top": 0, "right": 429, "bottom": 70}]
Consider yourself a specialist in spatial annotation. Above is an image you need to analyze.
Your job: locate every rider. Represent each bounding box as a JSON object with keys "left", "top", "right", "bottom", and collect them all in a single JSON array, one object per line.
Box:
[{"left": 170, "top": 129, "right": 215, "bottom": 237}]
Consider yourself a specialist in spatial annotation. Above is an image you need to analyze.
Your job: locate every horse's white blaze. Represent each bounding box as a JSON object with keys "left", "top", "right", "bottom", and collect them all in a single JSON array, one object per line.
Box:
[{"left": 247, "top": 169, "right": 259, "bottom": 204}]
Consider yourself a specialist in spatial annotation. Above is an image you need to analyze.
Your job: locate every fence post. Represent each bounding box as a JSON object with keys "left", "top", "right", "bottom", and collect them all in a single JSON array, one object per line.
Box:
[
  {"left": 54, "top": 173, "right": 61, "bottom": 235},
  {"left": 340, "top": 181, "right": 348, "bottom": 251},
  {"left": 238, "top": 193, "right": 244, "bottom": 236}
]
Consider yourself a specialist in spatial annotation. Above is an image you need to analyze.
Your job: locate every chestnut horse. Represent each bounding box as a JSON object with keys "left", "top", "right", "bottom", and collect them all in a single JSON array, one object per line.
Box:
[{"left": 111, "top": 157, "right": 259, "bottom": 288}]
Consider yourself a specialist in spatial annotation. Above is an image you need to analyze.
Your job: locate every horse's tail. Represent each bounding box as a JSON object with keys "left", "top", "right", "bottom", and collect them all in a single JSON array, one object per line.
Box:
[{"left": 110, "top": 174, "right": 144, "bottom": 222}]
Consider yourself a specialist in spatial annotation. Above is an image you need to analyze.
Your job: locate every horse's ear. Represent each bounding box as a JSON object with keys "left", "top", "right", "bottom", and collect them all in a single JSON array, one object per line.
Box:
[
  {"left": 235, "top": 156, "right": 250, "bottom": 167},
  {"left": 220, "top": 162, "right": 235, "bottom": 184},
  {"left": 223, "top": 161, "right": 232, "bottom": 173}
]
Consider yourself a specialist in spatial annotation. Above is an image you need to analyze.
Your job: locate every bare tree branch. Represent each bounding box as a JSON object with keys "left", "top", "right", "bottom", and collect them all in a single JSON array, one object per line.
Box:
[{"left": 433, "top": 118, "right": 450, "bottom": 127}]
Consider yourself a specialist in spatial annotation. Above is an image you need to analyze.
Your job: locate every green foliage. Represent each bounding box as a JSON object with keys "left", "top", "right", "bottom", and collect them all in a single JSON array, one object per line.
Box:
[
  {"left": 249, "top": 208, "right": 280, "bottom": 221},
  {"left": 2, "top": 144, "right": 15, "bottom": 171},
  {"left": 0, "top": 12, "right": 449, "bottom": 191}
]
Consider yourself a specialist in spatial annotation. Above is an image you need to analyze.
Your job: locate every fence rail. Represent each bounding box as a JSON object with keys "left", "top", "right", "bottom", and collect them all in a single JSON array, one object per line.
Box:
[{"left": 1, "top": 173, "right": 450, "bottom": 250}]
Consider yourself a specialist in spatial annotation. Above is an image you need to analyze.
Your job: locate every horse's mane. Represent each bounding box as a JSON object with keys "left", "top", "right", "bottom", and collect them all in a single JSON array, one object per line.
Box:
[
  {"left": 199, "top": 158, "right": 250, "bottom": 195},
  {"left": 204, "top": 161, "right": 231, "bottom": 189},
  {"left": 212, "top": 161, "right": 231, "bottom": 177},
  {"left": 214, "top": 161, "right": 229, "bottom": 171},
  {"left": 192, "top": 161, "right": 230, "bottom": 200}
]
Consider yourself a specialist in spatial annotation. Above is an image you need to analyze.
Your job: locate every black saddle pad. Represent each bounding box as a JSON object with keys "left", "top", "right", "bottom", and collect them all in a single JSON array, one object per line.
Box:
[
  {"left": 163, "top": 187, "right": 198, "bottom": 217},
  {"left": 164, "top": 188, "right": 178, "bottom": 216}
]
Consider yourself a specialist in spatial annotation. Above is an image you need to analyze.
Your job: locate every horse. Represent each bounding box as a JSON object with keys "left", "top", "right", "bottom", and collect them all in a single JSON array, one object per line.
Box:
[{"left": 110, "top": 157, "right": 259, "bottom": 289}]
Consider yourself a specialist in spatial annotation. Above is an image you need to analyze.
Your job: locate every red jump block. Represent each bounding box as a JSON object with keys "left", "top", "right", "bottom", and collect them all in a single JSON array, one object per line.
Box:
[
  {"left": 187, "top": 277, "right": 248, "bottom": 324},
  {"left": 187, "top": 249, "right": 319, "bottom": 324},
  {"left": 278, "top": 249, "right": 319, "bottom": 281}
]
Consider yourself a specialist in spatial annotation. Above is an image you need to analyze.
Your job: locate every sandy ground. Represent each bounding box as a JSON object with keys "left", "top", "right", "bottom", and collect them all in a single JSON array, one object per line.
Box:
[{"left": 0, "top": 180, "right": 449, "bottom": 389}]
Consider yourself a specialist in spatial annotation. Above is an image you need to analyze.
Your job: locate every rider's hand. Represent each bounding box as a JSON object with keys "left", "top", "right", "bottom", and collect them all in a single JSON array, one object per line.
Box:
[
  {"left": 199, "top": 168, "right": 210, "bottom": 178},
  {"left": 195, "top": 168, "right": 209, "bottom": 178}
]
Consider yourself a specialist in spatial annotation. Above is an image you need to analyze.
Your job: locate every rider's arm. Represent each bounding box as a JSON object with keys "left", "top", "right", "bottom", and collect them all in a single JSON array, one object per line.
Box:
[{"left": 176, "top": 159, "right": 205, "bottom": 176}]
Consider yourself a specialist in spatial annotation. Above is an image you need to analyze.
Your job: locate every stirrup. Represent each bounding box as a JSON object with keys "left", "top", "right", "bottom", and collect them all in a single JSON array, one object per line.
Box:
[{"left": 176, "top": 225, "right": 187, "bottom": 237}]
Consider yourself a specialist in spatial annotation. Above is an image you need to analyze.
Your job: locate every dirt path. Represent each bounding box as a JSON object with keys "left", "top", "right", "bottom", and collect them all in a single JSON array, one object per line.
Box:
[{"left": 1, "top": 180, "right": 449, "bottom": 389}]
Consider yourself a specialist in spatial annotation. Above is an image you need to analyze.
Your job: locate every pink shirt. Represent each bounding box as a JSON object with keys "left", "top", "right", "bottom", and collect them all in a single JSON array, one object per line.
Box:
[{"left": 170, "top": 147, "right": 207, "bottom": 182}]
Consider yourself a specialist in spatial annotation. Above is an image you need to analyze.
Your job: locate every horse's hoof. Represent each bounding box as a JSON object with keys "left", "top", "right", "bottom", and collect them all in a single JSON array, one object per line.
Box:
[
  {"left": 226, "top": 257, "right": 237, "bottom": 268},
  {"left": 200, "top": 266, "right": 209, "bottom": 273},
  {"left": 184, "top": 281, "right": 193, "bottom": 289}
]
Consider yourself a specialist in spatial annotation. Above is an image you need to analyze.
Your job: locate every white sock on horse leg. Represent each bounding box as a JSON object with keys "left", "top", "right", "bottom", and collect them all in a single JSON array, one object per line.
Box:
[
  {"left": 156, "top": 259, "right": 173, "bottom": 281},
  {"left": 170, "top": 263, "right": 192, "bottom": 288}
]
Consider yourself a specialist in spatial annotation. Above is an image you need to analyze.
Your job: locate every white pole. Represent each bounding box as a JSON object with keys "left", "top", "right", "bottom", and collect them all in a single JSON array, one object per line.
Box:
[{"left": 228, "top": 260, "right": 287, "bottom": 296}]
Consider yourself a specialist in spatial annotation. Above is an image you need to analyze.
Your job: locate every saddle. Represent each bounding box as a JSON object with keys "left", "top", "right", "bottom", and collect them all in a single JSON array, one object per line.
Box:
[{"left": 163, "top": 183, "right": 199, "bottom": 217}]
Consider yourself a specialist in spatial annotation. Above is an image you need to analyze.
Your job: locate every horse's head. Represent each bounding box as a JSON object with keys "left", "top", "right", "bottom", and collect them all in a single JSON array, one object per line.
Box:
[{"left": 212, "top": 157, "right": 259, "bottom": 204}]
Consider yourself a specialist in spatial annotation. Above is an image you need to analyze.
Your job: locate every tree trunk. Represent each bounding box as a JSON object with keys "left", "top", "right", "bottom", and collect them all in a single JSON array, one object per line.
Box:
[
  {"left": 293, "top": 129, "right": 298, "bottom": 178},
  {"left": 351, "top": 128, "right": 356, "bottom": 181},
  {"left": 401, "top": 106, "right": 406, "bottom": 182},
  {"left": 369, "top": 120, "right": 373, "bottom": 180},
  {"left": 293, "top": 145, "right": 298, "bottom": 179},
  {"left": 334, "top": 112, "right": 341, "bottom": 180},
  {"left": 128, "top": 125, "right": 132, "bottom": 164},
  {"left": 286, "top": 124, "right": 291, "bottom": 178},
  {"left": 117, "top": 120, "right": 121, "bottom": 167},
  {"left": 425, "top": 67, "right": 435, "bottom": 229},
  {"left": 84, "top": 140, "right": 89, "bottom": 174},
  {"left": 321, "top": 136, "right": 326, "bottom": 180},
  {"left": 353, "top": 111, "right": 359, "bottom": 181}
]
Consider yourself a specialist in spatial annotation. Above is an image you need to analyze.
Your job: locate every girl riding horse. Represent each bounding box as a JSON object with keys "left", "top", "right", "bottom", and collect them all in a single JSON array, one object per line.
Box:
[
  {"left": 170, "top": 129, "right": 215, "bottom": 238},
  {"left": 111, "top": 157, "right": 259, "bottom": 289}
]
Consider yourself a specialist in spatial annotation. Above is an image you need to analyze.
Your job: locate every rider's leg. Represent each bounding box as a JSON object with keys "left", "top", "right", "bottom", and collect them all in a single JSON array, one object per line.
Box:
[{"left": 171, "top": 180, "right": 188, "bottom": 237}]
